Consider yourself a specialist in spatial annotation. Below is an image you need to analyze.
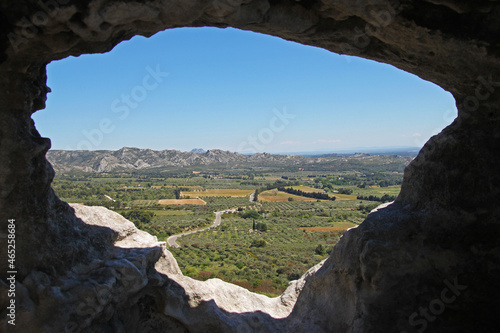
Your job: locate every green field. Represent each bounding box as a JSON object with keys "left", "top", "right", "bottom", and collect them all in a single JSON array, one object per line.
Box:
[
  {"left": 52, "top": 159, "right": 403, "bottom": 296},
  {"left": 153, "top": 210, "right": 194, "bottom": 216},
  {"left": 171, "top": 210, "right": 347, "bottom": 296}
]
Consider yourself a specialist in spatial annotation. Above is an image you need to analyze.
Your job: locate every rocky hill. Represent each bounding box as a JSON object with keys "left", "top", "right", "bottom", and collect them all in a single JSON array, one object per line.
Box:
[
  {"left": 46, "top": 147, "right": 302, "bottom": 172},
  {"left": 46, "top": 147, "right": 412, "bottom": 173}
]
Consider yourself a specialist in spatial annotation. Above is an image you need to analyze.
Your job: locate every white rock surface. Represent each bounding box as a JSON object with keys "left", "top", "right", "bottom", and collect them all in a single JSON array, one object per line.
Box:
[{"left": 67, "top": 205, "right": 313, "bottom": 332}]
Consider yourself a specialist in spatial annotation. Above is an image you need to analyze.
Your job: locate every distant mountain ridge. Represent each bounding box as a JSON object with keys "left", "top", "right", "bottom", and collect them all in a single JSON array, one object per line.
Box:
[
  {"left": 46, "top": 147, "right": 413, "bottom": 173},
  {"left": 47, "top": 147, "right": 306, "bottom": 173}
]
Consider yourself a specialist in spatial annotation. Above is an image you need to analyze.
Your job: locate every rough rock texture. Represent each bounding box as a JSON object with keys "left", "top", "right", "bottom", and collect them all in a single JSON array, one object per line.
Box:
[
  {"left": 0, "top": 0, "right": 499, "bottom": 332},
  {"left": 0, "top": 204, "right": 310, "bottom": 332}
]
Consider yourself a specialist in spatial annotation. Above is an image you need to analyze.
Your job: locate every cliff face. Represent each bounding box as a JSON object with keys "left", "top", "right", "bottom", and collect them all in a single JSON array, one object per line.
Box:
[{"left": 0, "top": 1, "right": 499, "bottom": 332}]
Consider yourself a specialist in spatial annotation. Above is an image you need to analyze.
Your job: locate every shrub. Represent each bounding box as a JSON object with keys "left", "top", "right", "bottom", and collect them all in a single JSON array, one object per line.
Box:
[
  {"left": 198, "top": 270, "right": 213, "bottom": 281},
  {"left": 250, "top": 240, "right": 266, "bottom": 248},
  {"left": 121, "top": 209, "right": 154, "bottom": 224},
  {"left": 255, "top": 222, "right": 268, "bottom": 232},
  {"left": 184, "top": 267, "right": 199, "bottom": 278},
  {"left": 241, "top": 210, "right": 261, "bottom": 219},
  {"left": 315, "top": 244, "right": 326, "bottom": 255}
]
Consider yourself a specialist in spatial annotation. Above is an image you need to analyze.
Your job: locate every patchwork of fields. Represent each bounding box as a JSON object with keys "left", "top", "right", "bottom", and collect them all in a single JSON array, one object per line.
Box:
[{"left": 51, "top": 165, "right": 404, "bottom": 296}]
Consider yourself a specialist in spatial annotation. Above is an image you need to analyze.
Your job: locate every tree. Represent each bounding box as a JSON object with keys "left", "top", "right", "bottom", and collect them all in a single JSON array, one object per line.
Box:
[
  {"left": 255, "top": 222, "right": 268, "bottom": 232},
  {"left": 241, "top": 210, "right": 261, "bottom": 219},
  {"left": 315, "top": 244, "right": 326, "bottom": 256},
  {"left": 250, "top": 240, "right": 266, "bottom": 248},
  {"left": 121, "top": 210, "right": 154, "bottom": 225}
]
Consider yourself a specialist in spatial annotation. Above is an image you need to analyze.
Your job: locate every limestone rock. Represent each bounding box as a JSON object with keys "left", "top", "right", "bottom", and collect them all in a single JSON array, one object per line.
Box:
[
  {"left": 0, "top": 204, "right": 310, "bottom": 332},
  {"left": 1, "top": 0, "right": 499, "bottom": 332}
]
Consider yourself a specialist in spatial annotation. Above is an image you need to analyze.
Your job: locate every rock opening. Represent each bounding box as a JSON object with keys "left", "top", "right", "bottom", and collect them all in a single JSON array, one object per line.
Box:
[{"left": 1, "top": 1, "right": 499, "bottom": 332}]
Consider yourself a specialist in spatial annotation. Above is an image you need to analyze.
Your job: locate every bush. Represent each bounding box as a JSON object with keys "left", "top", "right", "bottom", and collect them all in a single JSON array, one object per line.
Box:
[
  {"left": 241, "top": 210, "right": 261, "bottom": 219},
  {"left": 184, "top": 267, "right": 199, "bottom": 278},
  {"left": 337, "top": 188, "right": 353, "bottom": 195},
  {"left": 255, "top": 222, "right": 268, "bottom": 232},
  {"left": 315, "top": 244, "right": 326, "bottom": 255},
  {"left": 121, "top": 209, "right": 154, "bottom": 224},
  {"left": 250, "top": 240, "right": 266, "bottom": 248},
  {"left": 198, "top": 270, "right": 213, "bottom": 281}
]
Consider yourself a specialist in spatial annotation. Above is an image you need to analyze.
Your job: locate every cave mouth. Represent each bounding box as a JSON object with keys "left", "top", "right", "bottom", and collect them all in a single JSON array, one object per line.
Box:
[
  {"left": 2, "top": 1, "right": 499, "bottom": 331},
  {"left": 35, "top": 26, "right": 458, "bottom": 296}
]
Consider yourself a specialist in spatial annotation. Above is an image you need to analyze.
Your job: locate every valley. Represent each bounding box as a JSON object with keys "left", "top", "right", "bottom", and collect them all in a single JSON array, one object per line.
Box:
[{"left": 51, "top": 148, "right": 411, "bottom": 296}]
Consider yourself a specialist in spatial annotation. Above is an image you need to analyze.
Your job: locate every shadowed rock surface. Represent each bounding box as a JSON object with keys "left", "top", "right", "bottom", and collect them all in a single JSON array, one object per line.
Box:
[{"left": 0, "top": 0, "right": 499, "bottom": 332}]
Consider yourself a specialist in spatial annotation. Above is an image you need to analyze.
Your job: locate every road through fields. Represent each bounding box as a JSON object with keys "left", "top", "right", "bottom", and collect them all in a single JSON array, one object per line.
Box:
[{"left": 166, "top": 209, "right": 236, "bottom": 248}]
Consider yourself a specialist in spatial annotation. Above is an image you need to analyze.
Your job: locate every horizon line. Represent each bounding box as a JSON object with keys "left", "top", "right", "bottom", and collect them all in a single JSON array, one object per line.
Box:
[{"left": 49, "top": 145, "right": 422, "bottom": 155}]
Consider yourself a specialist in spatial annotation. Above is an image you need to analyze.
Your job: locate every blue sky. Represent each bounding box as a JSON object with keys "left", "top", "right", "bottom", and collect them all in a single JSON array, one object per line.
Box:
[{"left": 33, "top": 27, "right": 458, "bottom": 153}]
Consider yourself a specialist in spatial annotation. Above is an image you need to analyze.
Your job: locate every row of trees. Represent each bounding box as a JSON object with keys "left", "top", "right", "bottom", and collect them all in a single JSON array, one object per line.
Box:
[
  {"left": 277, "top": 187, "right": 335, "bottom": 201},
  {"left": 337, "top": 188, "right": 353, "bottom": 195},
  {"left": 356, "top": 194, "right": 396, "bottom": 203}
]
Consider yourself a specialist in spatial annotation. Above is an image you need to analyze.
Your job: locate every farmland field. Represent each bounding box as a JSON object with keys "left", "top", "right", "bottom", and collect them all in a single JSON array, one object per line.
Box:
[
  {"left": 158, "top": 198, "right": 206, "bottom": 205},
  {"left": 354, "top": 185, "right": 401, "bottom": 197},
  {"left": 299, "top": 221, "right": 358, "bottom": 232},
  {"left": 171, "top": 210, "right": 345, "bottom": 296},
  {"left": 259, "top": 189, "right": 317, "bottom": 202},
  {"left": 332, "top": 193, "right": 358, "bottom": 200},
  {"left": 50, "top": 155, "right": 407, "bottom": 297},
  {"left": 181, "top": 188, "right": 254, "bottom": 198},
  {"left": 153, "top": 185, "right": 204, "bottom": 190},
  {"left": 154, "top": 210, "right": 194, "bottom": 216}
]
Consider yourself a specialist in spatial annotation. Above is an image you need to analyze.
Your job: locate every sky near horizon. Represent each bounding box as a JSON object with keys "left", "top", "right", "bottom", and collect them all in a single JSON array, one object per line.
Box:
[{"left": 33, "top": 27, "right": 458, "bottom": 154}]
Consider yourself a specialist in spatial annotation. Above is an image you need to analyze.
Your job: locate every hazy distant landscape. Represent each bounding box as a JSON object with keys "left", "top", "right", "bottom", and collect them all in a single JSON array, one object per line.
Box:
[
  {"left": 50, "top": 147, "right": 412, "bottom": 295},
  {"left": 47, "top": 146, "right": 417, "bottom": 173}
]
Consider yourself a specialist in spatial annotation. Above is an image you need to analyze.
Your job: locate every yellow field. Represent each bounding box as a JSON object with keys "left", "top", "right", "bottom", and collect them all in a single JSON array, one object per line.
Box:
[
  {"left": 258, "top": 189, "right": 316, "bottom": 202},
  {"left": 299, "top": 221, "right": 357, "bottom": 232},
  {"left": 181, "top": 189, "right": 254, "bottom": 197},
  {"left": 158, "top": 198, "right": 206, "bottom": 205}
]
